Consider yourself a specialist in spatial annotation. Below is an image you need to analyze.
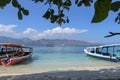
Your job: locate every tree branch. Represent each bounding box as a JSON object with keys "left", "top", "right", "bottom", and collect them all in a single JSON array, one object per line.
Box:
[{"left": 104, "top": 32, "right": 120, "bottom": 38}]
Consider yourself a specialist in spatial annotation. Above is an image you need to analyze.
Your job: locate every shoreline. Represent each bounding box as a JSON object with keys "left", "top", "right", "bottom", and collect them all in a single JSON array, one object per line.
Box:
[
  {"left": 1, "top": 66, "right": 120, "bottom": 80},
  {"left": 0, "top": 66, "right": 118, "bottom": 76}
]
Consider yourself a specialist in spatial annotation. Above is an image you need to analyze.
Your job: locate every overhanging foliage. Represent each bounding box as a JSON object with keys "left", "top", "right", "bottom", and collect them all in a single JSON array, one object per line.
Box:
[{"left": 0, "top": 0, "right": 120, "bottom": 25}]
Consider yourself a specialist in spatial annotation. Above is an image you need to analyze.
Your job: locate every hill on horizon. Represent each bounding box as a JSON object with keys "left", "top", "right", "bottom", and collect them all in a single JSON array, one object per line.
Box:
[{"left": 0, "top": 36, "right": 100, "bottom": 46}]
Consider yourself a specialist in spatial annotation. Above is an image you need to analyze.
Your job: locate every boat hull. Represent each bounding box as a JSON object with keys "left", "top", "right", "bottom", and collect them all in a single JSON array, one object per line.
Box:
[{"left": 0, "top": 53, "right": 32, "bottom": 66}]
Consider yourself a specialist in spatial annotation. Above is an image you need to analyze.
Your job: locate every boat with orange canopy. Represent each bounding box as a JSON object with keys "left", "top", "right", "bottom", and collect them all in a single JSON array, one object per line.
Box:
[{"left": 0, "top": 43, "right": 33, "bottom": 66}]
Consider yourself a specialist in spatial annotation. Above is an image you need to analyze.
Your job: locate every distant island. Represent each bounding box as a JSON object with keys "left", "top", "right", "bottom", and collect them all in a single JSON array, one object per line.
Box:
[{"left": 0, "top": 36, "right": 100, "bottom": 46}]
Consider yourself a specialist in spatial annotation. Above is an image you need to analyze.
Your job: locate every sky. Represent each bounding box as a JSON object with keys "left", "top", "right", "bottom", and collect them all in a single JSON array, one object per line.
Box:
[{"left": 0, "top": 1, "right": 120, "bottom": 44}]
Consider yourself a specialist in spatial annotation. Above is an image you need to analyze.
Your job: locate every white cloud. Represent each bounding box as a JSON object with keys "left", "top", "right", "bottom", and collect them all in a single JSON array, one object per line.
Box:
[
  {"left": 0, "top": 24, "right": 16, "bottom": 33},
  {"left": 23, "top": 27, "right": 88, "bottom": 39},
  {"left": 23, "top": 28, "right": 38, "bottom": 34},
  {"left": 43, "top": 27, "right": 87, "bottom": 35},
  {"left": 0, "top": 24, "right": 88, "bottom": 40}
]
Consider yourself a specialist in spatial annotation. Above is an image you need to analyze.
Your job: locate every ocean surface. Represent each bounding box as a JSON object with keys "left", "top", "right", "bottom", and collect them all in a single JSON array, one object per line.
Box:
[{"left": 0, "top": 46, "right": 120, "bottom": 74}]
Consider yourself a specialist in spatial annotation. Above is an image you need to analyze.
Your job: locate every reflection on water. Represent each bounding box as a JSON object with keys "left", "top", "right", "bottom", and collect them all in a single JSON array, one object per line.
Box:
[{"left": 16, "top": 57, "right": 33, "bottom": 65}]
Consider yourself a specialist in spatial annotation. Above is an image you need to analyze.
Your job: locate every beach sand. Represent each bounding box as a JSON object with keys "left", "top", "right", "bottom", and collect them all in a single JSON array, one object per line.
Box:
[{"left": 1, "top": 66, "right": 120, "bottom": 80}]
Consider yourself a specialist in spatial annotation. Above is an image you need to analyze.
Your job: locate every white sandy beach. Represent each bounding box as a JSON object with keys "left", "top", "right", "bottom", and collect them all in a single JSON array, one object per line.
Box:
[
  {"left": 1, "top": 66, "right": 120, "bottom": 80},
  {"left": 0, "top": 66, "right": 117, "bottom": 76}
]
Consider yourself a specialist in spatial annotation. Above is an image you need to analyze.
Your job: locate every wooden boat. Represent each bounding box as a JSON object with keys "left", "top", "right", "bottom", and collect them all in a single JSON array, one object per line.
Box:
[
  {"left": 0, "top": 43, "right": 33, "bottom": 66},
  {"left": 84, "top": 44, "right": 120, "bottom": 62}
]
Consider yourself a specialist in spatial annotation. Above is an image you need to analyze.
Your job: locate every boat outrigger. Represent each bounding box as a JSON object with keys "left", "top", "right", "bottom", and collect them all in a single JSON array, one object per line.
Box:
[
  {"left": 0, "top": 43, "right": 33, "bottom": 66},
  {"left": 84, "top": 44, "right": 120, "bottom": 62}
]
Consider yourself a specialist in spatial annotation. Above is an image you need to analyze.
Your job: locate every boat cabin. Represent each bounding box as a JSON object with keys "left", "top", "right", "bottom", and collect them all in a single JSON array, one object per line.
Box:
[
  {"left": 86, "top": 44, "right": 120, "bottom": 58},
  {"left": 0, "top": 43, "right": 33, "bottom": 57}
]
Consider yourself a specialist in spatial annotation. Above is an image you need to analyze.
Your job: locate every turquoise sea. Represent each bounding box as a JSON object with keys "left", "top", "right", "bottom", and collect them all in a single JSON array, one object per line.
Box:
[{"left": 0, "top": 46, "right": 120, "bottom": 75}]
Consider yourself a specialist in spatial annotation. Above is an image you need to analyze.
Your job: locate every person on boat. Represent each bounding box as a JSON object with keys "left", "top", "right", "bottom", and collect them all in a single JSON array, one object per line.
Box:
[
  {"left": 15, "top": 48, "right": 21, "bottom": 56},
  {"left": 5, "top": 54, "right": 10, "bottom": 62},
  {"left": 1, "top": 47, "right": 4, "bottom": 54},
  {"left": 15, "top": 48, "right": 25, "bottom": 56},
  {"left": 96, "top": 48, "right": 99, "bottom": 53},
  {"left": 1, "top": 54, "right": 10, "bottom": 66}
]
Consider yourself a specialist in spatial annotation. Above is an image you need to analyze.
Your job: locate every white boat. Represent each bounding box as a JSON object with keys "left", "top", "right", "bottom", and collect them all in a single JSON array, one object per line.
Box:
[{"left": 84, "top": 44, "right": 120, "bottom": 62}]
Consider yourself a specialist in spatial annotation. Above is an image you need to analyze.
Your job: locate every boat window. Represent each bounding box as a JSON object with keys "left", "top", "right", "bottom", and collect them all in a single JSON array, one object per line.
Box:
[
  {"left": 22, "top": 48, "right": 29, "bottom": 52},
  {"left": 114, "top": 47, "right": 120, "bottom": 57},
  {"left": 90, "top": 48, "right": 95, "bottom": 53},
  {"left": 101, "top": 47, "right": 111, "bottom": 56},
  {"left": 96, "top": 48, "right": 102, "bottom": 54},
  {"left": 117, "top": 49, "right": 120, "bottom": 52},
  {"left": 101, "top": 48, "right": 106, "bottom": 53},
  {"left": 0, "top": 46, "right": 13, "bottom": 54}
]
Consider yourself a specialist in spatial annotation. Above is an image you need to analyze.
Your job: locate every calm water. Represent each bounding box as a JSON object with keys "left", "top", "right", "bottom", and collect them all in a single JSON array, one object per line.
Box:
[{"left": 0, "top": 46, "right": 120, "bottom": 74}]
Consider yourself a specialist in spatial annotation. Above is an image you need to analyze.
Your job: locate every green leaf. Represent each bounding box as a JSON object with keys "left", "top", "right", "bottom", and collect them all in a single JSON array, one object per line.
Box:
[
  {"left": 83, "top": 0, "right": 91, "bottom": 6},
  {"left": 50, "top": 9, "right": 54, "bottom": 15},
  {"left": 75, "top": 0, "right": 78, "bottom": 4},
  {"left": 51, "top": 15, "right": 58, "bottom": 23},
  {"left": 63, "top": 6, "right": 70, "bottom": 10},
  {"left": 18, "top": 10, "right": 22, "bottom": 20},
  {"left": 53, "top": 0, "right": 62, "bottom": 6},
  {"left": 0, "top": 0, "right": 11, "bottom": 9},
  {"left": 91, "top": 0, "right": 112, "bottom": 23},
  {"left": 21, "top": 8, "right": 29, "bottom": 15},
  {"left": 64, "top": 0, "right": 71, "bottom": 6},
  {"left": 33, "top": 0, "right": 44, "bottom": 3},
  {"left": 111, "top": 1, "right": 120, "bottom": 12},
  {"left": 43, "top": 10, "right": 50, "bottom": 19},
  {"left": 66, "top": 17, "right": 69, "bottom": 23},
  {"left": 6, "top": 0, "right": 11, "bottom": 3},
  {"left": 12, "top": 0, "right": 21, "bottom": 8},
  {"left": 115, "top": 16, "right": 118, "bottom": 22},
  {"left": 59, "top": 10, "right": 64, "bottom": 17},
  {"left": 63, "top": 0, "right": 71, "bottom": 11},
  {"left": 115, "top": 12, "right": 120, "bottom": 24},
  {"left": 77, "top": 1, "right": 82, "bottom": 7},
  {"left": 53, "top": 0, "right": 58, "bottom": 4},
  {"left": 57, "top": 18, "right": 63, "bottom": 25}
]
